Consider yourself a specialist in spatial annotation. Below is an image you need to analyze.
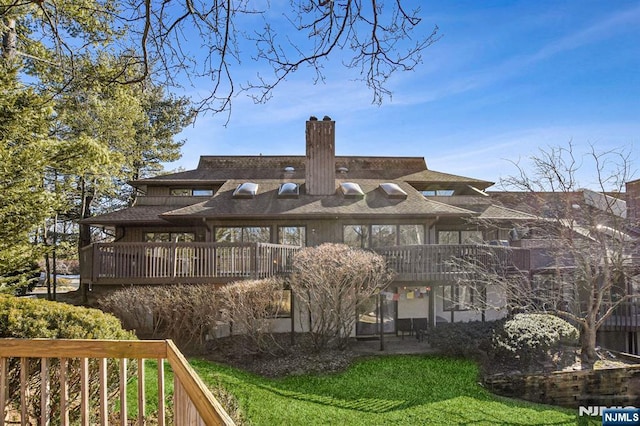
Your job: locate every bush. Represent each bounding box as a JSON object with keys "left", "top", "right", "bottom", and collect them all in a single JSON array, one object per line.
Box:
[
  {"left": 0, "top": 262, "right": 40, "bottom": 296},
  {"left": 218, "top": 278, "right": 288, "bottom": 355},
  {"left": 99, "top": 284, "right": 220, "bottom": 352},
  {"left": 493, "top": 313, "right": 578, "bottom": 370},
  {"left": 291, "top": 243, "right": 394, "bottom": 351},
  {"left": 0, "top": 295, "right": 134, "bottom": 339},
  {"left": 0, "top": 295, "right": 136, "bottom": 423},
  {"left": 424, "top": 320, "right": 503, "bottom": 361}
]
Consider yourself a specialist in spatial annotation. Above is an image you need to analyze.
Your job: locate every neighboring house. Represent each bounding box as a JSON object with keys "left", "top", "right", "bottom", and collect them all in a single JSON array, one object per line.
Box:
[
  {"left": 490, "top": 187, "right": 640, "bottom": 354},
  {"left": 79, "top": 117, "right": 638, "bottom": 349}
]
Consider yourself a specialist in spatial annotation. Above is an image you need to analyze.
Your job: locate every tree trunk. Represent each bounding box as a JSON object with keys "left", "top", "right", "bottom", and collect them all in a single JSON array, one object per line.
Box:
[
  {"left": 579, "top": 322, "right": 598, "bottom": 368},
  {"left": 1, "top": 18, "right": 16, "bottom": 61},
  {"left": 78, "top": 179, "right": 93, "bottom": 249}
]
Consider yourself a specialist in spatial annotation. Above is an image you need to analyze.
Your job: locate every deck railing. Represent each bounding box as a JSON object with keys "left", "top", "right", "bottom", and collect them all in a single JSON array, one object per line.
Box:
[
  {"left": 81, "top": 242, "right": 300, "bottom": 285},
  {"left": 81, "top": 242, "right": 532, "bottom": 285},
  {"left": 0, "top": 339, "right": 234, "bottom": 426},
  {"left": 376, "top": 244, "right": 531, "bottom": 281}
]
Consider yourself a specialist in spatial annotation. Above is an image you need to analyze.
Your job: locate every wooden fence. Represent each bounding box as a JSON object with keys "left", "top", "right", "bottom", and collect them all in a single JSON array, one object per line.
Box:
[{"left": 0, "top": 339, "right": 235, "bottom": 426}]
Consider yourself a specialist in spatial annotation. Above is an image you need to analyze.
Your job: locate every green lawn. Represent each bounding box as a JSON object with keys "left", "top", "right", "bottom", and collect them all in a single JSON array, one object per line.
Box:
[{"left": 188, "top": 355, "right": 592, "bottom": 426}]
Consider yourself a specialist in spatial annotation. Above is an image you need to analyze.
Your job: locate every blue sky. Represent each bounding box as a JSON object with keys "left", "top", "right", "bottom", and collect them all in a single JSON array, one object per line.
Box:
[{"left": 169, "top": 1, "right": 640, "bottom": 189}]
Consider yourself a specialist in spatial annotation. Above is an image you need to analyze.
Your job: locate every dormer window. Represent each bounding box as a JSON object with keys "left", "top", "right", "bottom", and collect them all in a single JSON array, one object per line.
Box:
[
  {"left": 379, "top": 183, "right": 407, "bottom": 199},
  {"left": 278, "top": 182, "right": 300, "bottom": 198},
  {"left": 233, "top": 182, "right": 258, "bottom": 198},
  {"left": 340, "top": 182, "right": 364, "bottom": 197},
  {"left": 422, "top": 189, "right": 455, "bottom": 197},
  {"left": 170, "top": 188, "right": 214, "bottom": 197}
]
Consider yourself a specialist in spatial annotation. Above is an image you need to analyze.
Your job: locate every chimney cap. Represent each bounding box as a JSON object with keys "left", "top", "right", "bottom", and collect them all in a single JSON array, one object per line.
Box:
[
  {"left": 323, "top": 115, "right": 332, "bottom": 121},
  {"left": 309, "top": 116, "right": 318, "bottom": 121}
]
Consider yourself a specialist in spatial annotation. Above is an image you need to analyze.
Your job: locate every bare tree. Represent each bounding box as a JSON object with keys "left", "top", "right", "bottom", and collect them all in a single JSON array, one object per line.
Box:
[
  {"left": 1, "top": 1, "right": 439, "bottom": 115},
  {"left": 453, "top": 143, "right": 638, "bottom": 366},
  {"left": 291, "top": 243, "right": 394, "bottom": 350}
]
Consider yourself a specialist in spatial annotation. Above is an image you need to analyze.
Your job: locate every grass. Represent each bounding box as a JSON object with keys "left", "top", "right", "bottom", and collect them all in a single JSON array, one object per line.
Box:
[{"left": 187, "top": 355, "right": 595, "bottom": 426}]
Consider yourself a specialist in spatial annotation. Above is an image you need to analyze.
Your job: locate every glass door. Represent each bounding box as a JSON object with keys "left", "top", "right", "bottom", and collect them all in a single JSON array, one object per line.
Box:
[{"left": 356, "top": 295, "right": 396, "bottom": 336}]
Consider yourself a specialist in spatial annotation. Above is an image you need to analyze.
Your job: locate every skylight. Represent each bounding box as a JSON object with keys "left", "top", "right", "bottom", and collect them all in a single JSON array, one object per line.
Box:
[
  {"left": 233, "top": 182, "right": 258, "bottom": 198},
  {"left": 379, "top": 183, "right": 407, "bottom": 199},
  {"left": 340, "top": 182, "right": 364, "bottom": 197},
  {"left": 278, "top": 182, "right": 300, "bottom": 198}
]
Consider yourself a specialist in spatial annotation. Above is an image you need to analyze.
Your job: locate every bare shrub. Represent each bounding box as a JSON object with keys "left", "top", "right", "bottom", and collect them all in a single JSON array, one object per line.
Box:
[
  {"left": 290, "top": 243, "right": 394, "bottom": 350},
  {"left": 217, "top": 278, "right": 288, "bottom": 355},
  {"left": 100, "top": 284, "right": 220, "bottom": 352}
]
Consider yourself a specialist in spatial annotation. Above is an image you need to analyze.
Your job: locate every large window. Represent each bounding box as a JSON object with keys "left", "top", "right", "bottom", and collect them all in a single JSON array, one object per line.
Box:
[
  {"left": 278, "top": 226, "right": 306, "bottom": 246},
  {"left": 144, "top": 232, "right": 195, "bottom": 242},
  {"left": 215, "top": 226, "right": 271, "bottom": 243},
  {"left": 344, "top": 225, "right": 370, "bottom": 249},
  {"left": 344, "top": 224, "right": 425, "bottom": 248},
  {"left": 399, "top": 225, "right": 424, "bottom": 245},
  {"left": 443, "top": 285, "right": 478, "bottom": 311},
  {"left": 371, "top": 225, "right": 396, "bottom": 248},
  {"left": 438, "top": 230, "right": 483, "bottom": 244}
]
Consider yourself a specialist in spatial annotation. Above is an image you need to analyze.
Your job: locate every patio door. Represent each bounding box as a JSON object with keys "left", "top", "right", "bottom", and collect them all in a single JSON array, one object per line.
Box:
[{"left": 356, "top": 295, "right": 396, "bottom": 336}]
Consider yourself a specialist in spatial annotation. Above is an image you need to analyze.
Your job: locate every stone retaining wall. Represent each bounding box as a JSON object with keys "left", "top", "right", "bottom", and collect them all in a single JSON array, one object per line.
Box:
[{"left": 483, "top": 365, "right": 640, "bottom": 408}]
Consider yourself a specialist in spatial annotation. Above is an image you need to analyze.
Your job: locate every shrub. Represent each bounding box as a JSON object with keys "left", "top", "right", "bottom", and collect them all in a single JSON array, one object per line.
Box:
[
  {"left": 0, "top": 295, "right": 134, "bottom": 339},
  {"left": 424, "top": 320, "right": 503, "bottom": 361},
  {"left": 0, "top": 295, "right": 136, "bottom": 423},
  {"left": 99, "top": 284, "right": 220, "bottom": 352},
  {"left": 218, "top": 278, "right": 288, "bottom": 355},
  {"left": 0, "top": 261, "right": 40, "bottom": 296},
  {"left": 291, "top": 243, "right": 394, "bottom": 351},
  {"left": 493, "top": 313, "right": 579, "bottom": 370}
]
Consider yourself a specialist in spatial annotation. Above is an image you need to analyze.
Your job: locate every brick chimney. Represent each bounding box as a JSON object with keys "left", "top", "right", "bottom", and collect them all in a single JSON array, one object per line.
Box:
[
  {"left": 305, "top": 116, "right": 336, "bottom": 195},
  {"left": 626, "top": 179, "right": 640, "bottom": 220}
]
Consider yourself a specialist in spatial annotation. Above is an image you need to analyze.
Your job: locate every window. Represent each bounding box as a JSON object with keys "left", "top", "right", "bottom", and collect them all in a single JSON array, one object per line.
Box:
[
  {"left": 170, "top": 188, "right": 214, "bottom": 196},
  {"left": 379, "top": 183, "right": 407, "bottom": 199},
  {"left": 340, "top": 182, "right": 364, "bottom": 197},
  {"left": 371, "top": 225, "right": 397, "bottom": 248},
  {"left": 232, "top": 182, "right": 259, "bottom": 198},
  {"left": 170, "top": 188, "right": 191, "bottom": 196},
  {"left": 344, "top": 225, "right": 370, "bottom": 248},
  {"left": 144, "top": 232, "right": 195, "bottom": 242},
  {"left": 438, "top": 230, "right": 483, "bottom": 244},
  {"left": 193, "top": 189, "right": 214, "bottom": 196},
  {"left": 422, "top": 189, "right": 455, "bottom": 197},
  {"left": 243, "top": 227, "right": 271, "bottom": 243},
  {"left": 267, "top": 289, "right": 292, "bottom": 318},
  {"left": 215, "top": 226, "right": 271, "bottom": 243},
  {"left": 278, "top": 183, "right": 300, "bottom": 198},
  {"left": 344, "top": 224, "right": 425, "bottom": 248},
  {"left": 399, "top": 225, "right": 424, "bottom": 245},
  {"left": 278, "top": 226, "right": 306, "bottom": 246},
  {"left": 443, "top": 285, "right": 476, "bottom": 311}
]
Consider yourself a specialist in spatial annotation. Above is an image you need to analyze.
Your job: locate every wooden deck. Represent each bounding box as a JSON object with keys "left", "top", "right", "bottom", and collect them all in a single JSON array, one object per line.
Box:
[
  {"left": 0, "top": 339, "right": 234, "bottom": 425},
  {"left": 81, "top": 242, "right": 300, "bottom": 285},
  {"left": 375, "top": 244, "right": 531, "bottom": 282},
  {"left": 80, "top": 242, "right": 531, "bottom": 285}
]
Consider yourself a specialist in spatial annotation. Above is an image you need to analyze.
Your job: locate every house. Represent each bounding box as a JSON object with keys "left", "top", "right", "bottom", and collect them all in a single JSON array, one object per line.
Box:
[
  {"left": 81, "top": 117, "right": 534, "bottom": 337},
  {"left": 80, "top": 117, "right": 638, "bottom": 348},
  {"left": 489, "top": 186, "right": 640, "bottom": 354}
]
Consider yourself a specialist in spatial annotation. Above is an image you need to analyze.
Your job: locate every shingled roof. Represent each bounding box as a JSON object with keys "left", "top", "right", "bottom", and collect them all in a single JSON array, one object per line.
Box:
[
  {"left": 159, "top": 179, "right": 476, "bottom": 220},
  {"left": 87, "top": 154, "right": 506, "bottom": 225},
  {"left": 129, "top": 156, "right": 493, "bottom": 188}
]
